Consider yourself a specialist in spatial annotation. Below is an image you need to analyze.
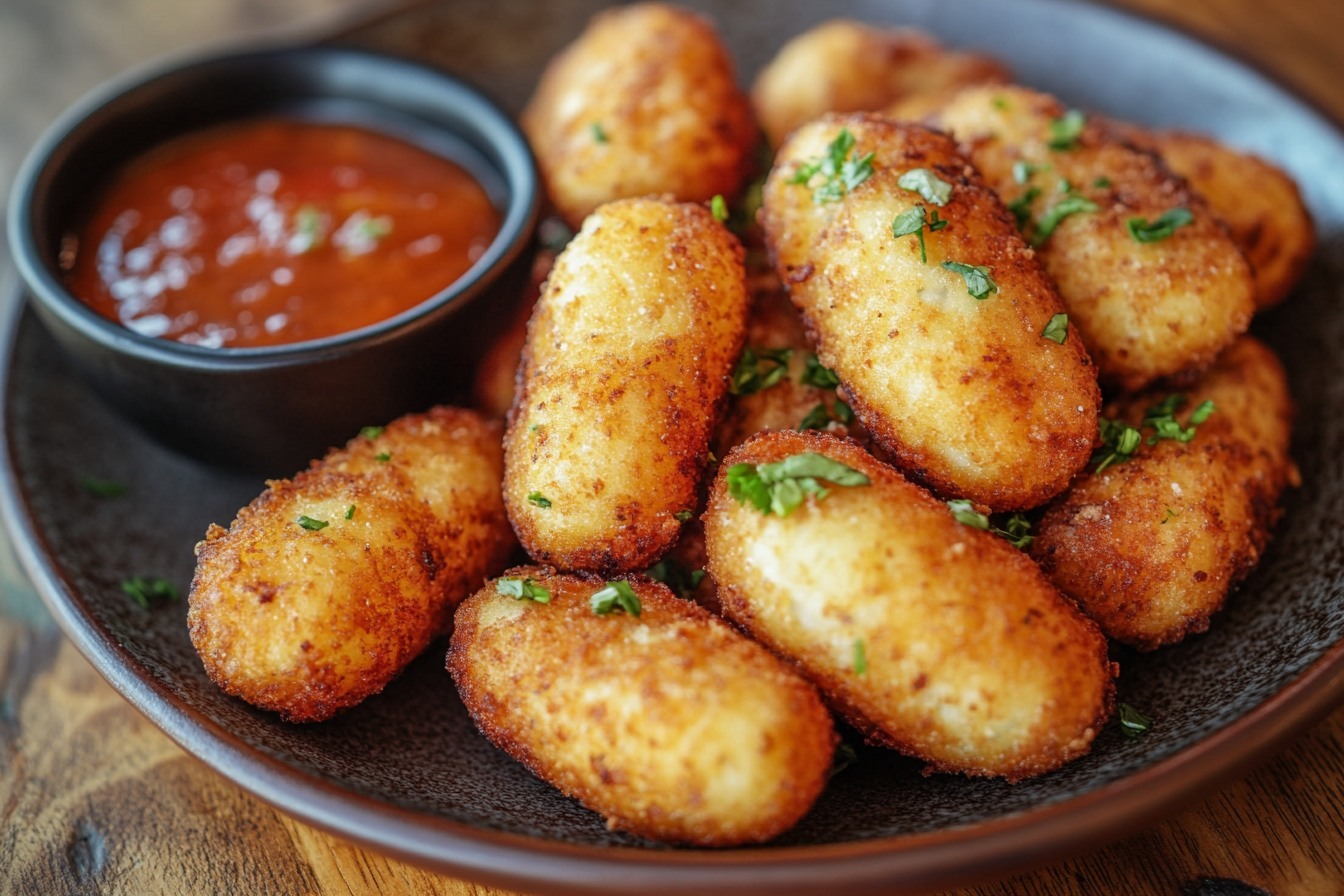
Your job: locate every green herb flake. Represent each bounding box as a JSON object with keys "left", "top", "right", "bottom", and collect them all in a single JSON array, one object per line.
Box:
[
  {"left": 1042, "top": 312, "right": 1070, "bottom": 344},
  {"left": 345, "top": 505, "right": 356, "bottom": 520},
  {"left": 1031, "top": 194, "right": 1100, "bottom": 246},
  {"left": 496, "top": 576, "right": 552, "bottom": 604},
  {"left": 297, "top": 515, "right": 329, "bottom": 531},
  {"left": 375, "top": 452, "right": 392, "bottom": 463},
  {"left": 360, "top": 425, "right": 385, "bottom": 440},
  {"left": 946, "top": 500, "right": 1033, "bottom": 549},
  {"left": 730, "top": 346, "right": 794, "bottom": 396},
  {"left": 355, "top": 215, "right": 392, "bottom": 242},
  {"left": 853, "top": 639, "right": 868, "bottom": 675},
  {"left": 799, "top": 399, "right": 854, "bottom": 431},
  {"left": 527, "top": 491, "right": 553, "bottom": 509},
  {"left": 591, "top": 580, "right": 642, "bottom": 616},
  {"left": 1127, "top": 207, "right": 1194, "bottom": 243},
  {"left": 674, "top": 510, "right": 694, "bottom": 522},
  {"left": 1142, "top": 394, "right": 1216, "bottom": 445},
  {"left": 710, "top": 194, "right": 729, "bottom": 223},
  {"left": 1093, "top": 176, "right": 1112, "bottom": 189},
  {"left": 292, "top": 205, "right": 326, "bottom": 252},
  {"left": 1162, "top": 507, "right": 1178, "bottom": 524},
  {"left": 941, "top": 261, "right": 999, "bottom": 299},
  {"left": 789, "top": 127, "right": 875, "bottom": 204},
  {"left": 1118, "top": 702, "right": 1153, "bottom": 739},
  {"left": 800, "top": 354, "right": 841, "bottom": 389},
  {"left": 897, "top": 168, "right": 954, "bottom": 206},
  {"left": 121, "top": 575, "right": 179, "bottom": 609},
  {"left": 1093, "top": 418, "right": 1143, "bottom": 472},
  {"left": 726, "top": 452, "right": 870, "bottom": 517},
  {"left": 1189, "top": 399, "right": 1216, "bottom": 425},
  {"left": 1012, "top": 160, "right": 1045, "bottom": 184},
  {"left": 1047, "top": 109, "right": 1087, "bottom": 150},
  {"left": 590, "top": 121, "right": 609, "bottom": 144},
  {"left": 1008, "top": 186, "right": 1042, "bottom": 231},
  {"left": 891, "top": 205, "right": 931, "bottom": 263},
  {"left": 645, "top": 558, "right": 706, "bottom": 598},
  {"left": 80, "top": 475, "right": 127, "bottom": 498}
]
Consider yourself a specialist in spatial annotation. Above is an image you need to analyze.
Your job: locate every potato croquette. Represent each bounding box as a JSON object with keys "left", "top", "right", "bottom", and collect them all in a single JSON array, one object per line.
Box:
[
  {"left": 1130, "top": 129, "right": 1315, "bottom": 310},
  {"left": 760, "top": 114, "right": 1099, "bottom": 510},
  {"left": 504, "top": 197, "right": 749, "bottom": 574},
  {"left": 189, "top": 407, "right": 514, "bottom": 723},
  {"left": 751, "top": 20, "right": 1009, "bottom": 148},
  {"left": 704, "top": 429, "right": 1116, "bottom": 781},
  {"left": 447, "top": 568, "right": 836, "bottom": 846},
  {"left": 520, "top": 3, "right": 757, "bottom": 229},
  {"left": 927, "top": 84, "right": 1255, "bottom": 390},
  {"left": 1031, "top": 337, "right": 1297, "bottom": 650}
]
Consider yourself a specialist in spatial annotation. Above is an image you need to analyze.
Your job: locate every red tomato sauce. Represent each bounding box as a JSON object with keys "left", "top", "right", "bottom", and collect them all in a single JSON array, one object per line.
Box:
[{"left": 62, "top": 118, "right": 501, "bottom": 348}]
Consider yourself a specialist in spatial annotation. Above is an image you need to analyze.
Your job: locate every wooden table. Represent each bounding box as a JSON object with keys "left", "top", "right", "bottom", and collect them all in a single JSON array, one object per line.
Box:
[{"left": 2, "top": 1, "right": 1342, "bottom": 893}]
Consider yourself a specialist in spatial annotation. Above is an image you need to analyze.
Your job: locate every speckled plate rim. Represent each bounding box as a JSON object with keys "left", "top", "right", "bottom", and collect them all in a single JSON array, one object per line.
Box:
[{"left": 3, "top": 0, "right": 1344, "bottom": 892}]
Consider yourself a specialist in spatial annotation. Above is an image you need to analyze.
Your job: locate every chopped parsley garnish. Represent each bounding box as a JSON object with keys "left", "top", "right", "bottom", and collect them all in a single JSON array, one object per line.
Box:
[
  {"left": 800, "top": 354, "right": 841, "bottom": 389},
  {"left": 646, "top": 557, "right": 706, "bottom": 598},
  {"left": 1047, "top": 109, "right": 1087, "bottom": 150},
  {"left": 355, "top": 215, "right": 392, "bottom": 242},
  {"left": 674, "top": 510, "right": 694, "bottom": 522},
  {"left": 80, "top": 475, "right": 127, "bottom": 498},
  {"left": 1093, "top": 418, "right": 1143, "bottom": 472},
  {"left": 590, "top": 121, "right": 609, "bottom": 144},
  {"left": 891, "top": 205, "right": 947, "bottom": 264},
  {"left": 591, "top": 580, "right": 641, "bottom": 616},
  {"left": 897, "top": 168, "right": 953, "bottom": 206},
  {"left": 1093, "top": 176, "right": 1112, "bottom": 189},
  {"left": 1162, "top": 507, "right": 1178, "bottom": 524},
  {"left": 1042, "top": 313, "right": 1070, "bottom": 344},
  {"left": 730, "top": 346, "right": 793, "bottom": 395},
  {"left": 789, "top": 127, "right": 875, "bottom": 203},
  {"left": 1118, "top": 702, "right": 1153, "bottom": 739},
  {"left": 1012, "top": 160, "right": 1046, "bottom": 184},
  {"left": 1127, "top": 207, "right": 1194, "bottom": 243},
  {"left": 726, "top": 452, "right": 870, "bottom": 517},
  {"left": 710, "top": 194, "right": 729, "bottom": 223},
  {"left": 1008, "top": 186, "right": 1042, "bottom": 230},
  {"left": 292, "top": 205, "right": 326, "bottom": 253},
  {"left": 345, "top": 505, "right": 356, "bottom": 520},
  {"left": 496, "top": 576, "right": 551, "bottom": 603},
  {"left": 121, "top": 575, "right": 179, "bottom": 609},
  {"left": 375, "top": 452, "right": 392, "bottom": 463},
  {"left": 945, "top": 500, "right": 1034, "bottom": 549},
  {"left": 1031, "top": 194, "right": 1100, "bottom": 246},
  {"left": 360, "top": 425, "right": 385, "bottom": 440},
  {"left": 1141, "top": 394, "right": 1216, "bottom": 445},
  {"left": 852, "top": 639, "right": 868, "bottom": 675},
  {"left": 527, "top": 491, "right": 553, "bottom": 508},
  {"left": 941, "top": 261, "right": 998, "bottom": 299},
  {"left": 798, "top": 400, "right": 854, "bottom": 431},
  {"left": 297, "top": 515, "right": 329, "bottom": 531}
]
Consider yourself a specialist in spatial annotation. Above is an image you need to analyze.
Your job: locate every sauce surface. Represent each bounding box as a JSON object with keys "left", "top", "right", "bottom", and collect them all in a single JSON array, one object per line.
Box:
[{"left": 62, "top": 118, "right": 501, "bottom": 348}]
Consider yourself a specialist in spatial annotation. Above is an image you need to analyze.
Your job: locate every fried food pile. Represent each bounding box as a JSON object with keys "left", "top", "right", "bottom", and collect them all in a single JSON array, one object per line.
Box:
[{"left": 188, "top": 3, "right": 1310, "bottom": 846}]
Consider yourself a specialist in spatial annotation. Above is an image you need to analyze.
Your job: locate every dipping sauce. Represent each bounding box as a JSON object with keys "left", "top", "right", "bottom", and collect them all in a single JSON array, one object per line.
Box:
[{"left": 61, "top": 118, "right": 501, "bottom": 348}]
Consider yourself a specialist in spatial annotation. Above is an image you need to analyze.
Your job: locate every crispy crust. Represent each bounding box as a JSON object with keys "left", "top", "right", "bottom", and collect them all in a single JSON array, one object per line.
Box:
[
  {"left": 448, "top": 567, "right": 836, "bottom": 845},
  {"left": 188, "top": 407, "right": 514, "bottom": 722},
  {"left": 704, "top": 429, "right": 1116, "bottom": 781},
  {"left": 760, "top": 114, "right": 1100, "bottom": 510},
  {"left": 503, "top": 197, "right": 749, "bottom": 574},
  {"left": 1031, "top": 337, "right": 1297, "bottom": 649}
]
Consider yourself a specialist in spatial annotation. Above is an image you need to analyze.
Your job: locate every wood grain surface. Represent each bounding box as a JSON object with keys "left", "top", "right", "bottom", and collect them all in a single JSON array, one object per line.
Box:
[{"left": 2, "top": 1, "right": 1343, "bottom": 894}]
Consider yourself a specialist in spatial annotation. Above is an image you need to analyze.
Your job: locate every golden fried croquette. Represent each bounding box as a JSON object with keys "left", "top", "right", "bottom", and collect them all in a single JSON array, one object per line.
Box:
[
  {"left": 927, "top": 84, "right": 1255, "bottom": 390},
  {"left": 520, "top": 3, "right": 757, "bottom": 229},
  {"left": 751, "top": 20, "right": 1009, "bottom": 148},
  {"left": 713, "top": 277, "right": 864, "bottom": 457},
  {"left": 1128, "top": 129, "right": 1315, "bottom": 310},
  {"left": 503, "top": 197, "right": 750, "bottom": 574},
  {"left": 188, "top": 407, "right": 514, "bottom": 723},
  {"left": 447, "top": 567, "right": 836, "bottom": 845},
  {"left": 760, "top": 114, "right": 1099, "bottom": 510},
  {"left": 703, "top": 429, "right": 1116, "bottom": 781},
  {"left": 1031, "top": 337, "right": 1297, "bottom": 650}
]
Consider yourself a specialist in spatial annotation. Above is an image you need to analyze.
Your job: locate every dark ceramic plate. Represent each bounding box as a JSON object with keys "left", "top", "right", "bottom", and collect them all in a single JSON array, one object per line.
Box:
[{"left": 4, "top": 1, "right": 1344, "bottom": 894}]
